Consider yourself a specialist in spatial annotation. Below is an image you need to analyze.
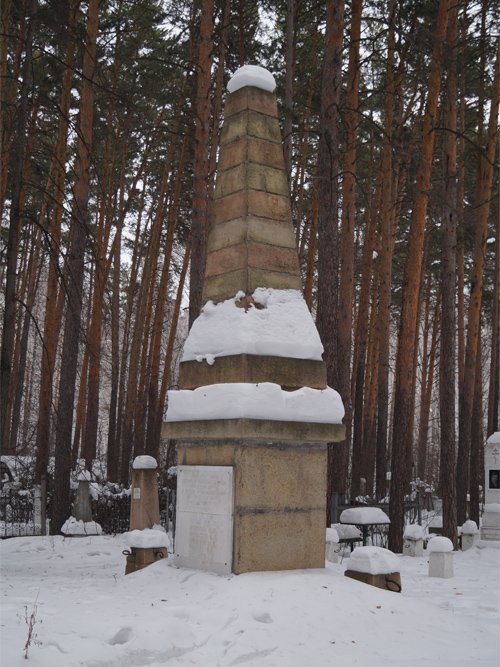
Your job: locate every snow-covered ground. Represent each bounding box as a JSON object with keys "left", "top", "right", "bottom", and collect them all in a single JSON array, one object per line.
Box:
[{"left": 1, "top": 535, "right": 499, "bottom": 666}]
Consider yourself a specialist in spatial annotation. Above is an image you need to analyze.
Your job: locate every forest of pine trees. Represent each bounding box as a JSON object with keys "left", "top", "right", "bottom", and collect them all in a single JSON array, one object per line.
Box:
[{"left": 1, "top": 0, "right": 499, "bottom": 546}]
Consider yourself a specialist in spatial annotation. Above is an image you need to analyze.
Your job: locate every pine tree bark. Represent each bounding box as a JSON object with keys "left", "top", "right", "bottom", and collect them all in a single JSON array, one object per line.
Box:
[
  {"left": 375, "top": 0, "right": 397, "bottom": 506},
  {"left": 440, "top": 1, "right": 459, "bottom": 547},
  {"left": 456, "top": 37, "right": 499, "bottom": 525},
  {"left": 388, "top": 0, "right": 450, "bottom": 553},
  {"left": 283, "top": 0, "right": 294, "bottom": 194},
  {"left": 488, "top": 202, "right": 499, "bottom": 436},
  {"left": 317, "top": 0, "right": 345, "bottom": 517},
  {"left": 469, "top": 327, "right": 483, "bottom": 526},
  {"left": 189, "top": 0, "right": 214, "bottom": 328},
  {"left": 338, "top": 0, "right": 362, "bottom": 499},
  {"left": 34, "top": 0, "right": 80, "bottom": 483},
  {"left": 1, "top": 0, "right": 38, "bottom": 454},
  {"left": 51, "top": 0, "right": 101, "bottom": 534}
]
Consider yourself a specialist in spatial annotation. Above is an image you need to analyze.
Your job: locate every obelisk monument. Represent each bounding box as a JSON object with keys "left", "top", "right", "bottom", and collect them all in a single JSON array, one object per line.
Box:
[{"left": 162, "top": 65, "right": 345, "bottom": 574}]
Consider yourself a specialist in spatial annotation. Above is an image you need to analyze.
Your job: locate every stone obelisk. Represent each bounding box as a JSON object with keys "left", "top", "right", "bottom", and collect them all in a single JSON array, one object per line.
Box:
[{"left": 162, "top": 65, "right": 345, "bottom": 575}]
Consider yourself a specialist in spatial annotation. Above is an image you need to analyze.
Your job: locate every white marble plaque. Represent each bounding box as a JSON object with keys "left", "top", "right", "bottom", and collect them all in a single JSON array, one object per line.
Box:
[
  {"left": 133, "top": 487, "right": 141, "bottom": 499},
  {"left": 175, "top": 466, "right": 234, "bottom": 575}
]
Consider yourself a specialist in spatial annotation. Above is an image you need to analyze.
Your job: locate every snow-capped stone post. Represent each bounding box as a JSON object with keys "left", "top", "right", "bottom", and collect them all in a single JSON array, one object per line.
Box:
[
  {"left": 344, "top": 546, "right": 402, "bottom": 593},
  {"left": 125, "top": 455, "right": 168, "bottom": 575},
  {"left": 162, "top": 65, "right": 345, "bottom": 575},
  {"left": 129, "top": 456, "right": 161, "bottom": 531},
  {"left": 61, "top": 470, "right": 102, "bottom": 537},
  {"left": 403, "top": 524, "right": 424, "bottom": 557},
  {"left": 325, "top": 528, "right": 340, "bottom": 563},
  {"left": 481, "top": 431, "right": 500, "bottom": 541},
  {"left": 427, "top": 536, "right": 454, "bottom": 578},
  {"left": 460, "top": 520, "right": 478, "bottom": 551},
  {"left": 72, "top": 470, "right": 93, "bottom": 523}
]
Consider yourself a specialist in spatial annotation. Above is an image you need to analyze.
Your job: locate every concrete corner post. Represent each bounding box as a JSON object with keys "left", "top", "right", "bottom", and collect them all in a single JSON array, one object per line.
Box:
[{"left": 130, "top": 456, "right": 161, "bottom": 531}]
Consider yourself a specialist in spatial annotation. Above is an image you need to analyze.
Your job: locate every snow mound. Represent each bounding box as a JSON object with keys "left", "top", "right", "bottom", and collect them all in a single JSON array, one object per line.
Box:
[
  {"left": 487, "top": 431, "right": 500, "bottom": 444},
  {"left": 133, "top": 455, "right": 157, "bottom": 470},
  {"left": 340, "top": 507, "right": 390, "bottom": 525},
  {"left": 427, "top": 536, "right": 454, "bottom": 553},
  {"left": 330, "top": 523, "right": 363, "bottom": 540},
  {"left": 404, "top": 524, "right": 424, "bottom": 540},
  {"left": 165, "top": 382, "right": 344, "bottom": 424},
  {"left": 461, "top": 520, "right": 478, "bottom": 535},
  {"left": 77, "top": 469, "right": 91, "bottom": 482},
  {"left": 484, "top": 503, "right": 500, "bottom": 513},
  {"left": 227, "top": 65, "right": 276, "bottom": 93},
  {"left": 61, "top": 517, "right": 102, "bottom": 536},
  {"left": 326, "top": 528, "right": 339, "bottom": 543},
  {"left": 124, "top": 525, "right": 171, "bottom": 549},
  {"left": 183, "top": 289, "right": 324, "bottom": 362},
  {"left": 348, "top": 546, "right": 400, "bottom": 575}
]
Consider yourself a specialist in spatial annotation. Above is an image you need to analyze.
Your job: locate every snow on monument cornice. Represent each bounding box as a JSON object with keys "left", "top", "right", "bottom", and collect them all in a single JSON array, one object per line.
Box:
[
  {"left": 165, "top": 382, "right": 344, "bottom": 424},
  {"left": 227, "top": 65, "right": 276, "bottom": 93},
  {"left": 182, "top": 289, "right": 324, "bottom": 363}
]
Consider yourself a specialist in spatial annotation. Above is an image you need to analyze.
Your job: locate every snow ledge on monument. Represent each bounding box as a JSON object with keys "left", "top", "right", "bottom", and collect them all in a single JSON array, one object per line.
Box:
[
  {"left": 165, "top": 382, "right": 344, "bottom": 424},
  {"left": 183, "top": 289, "right": 324, "bottom": 362},
  {"left": 227, "top": 65, "right": 276, "bottom": 93}
]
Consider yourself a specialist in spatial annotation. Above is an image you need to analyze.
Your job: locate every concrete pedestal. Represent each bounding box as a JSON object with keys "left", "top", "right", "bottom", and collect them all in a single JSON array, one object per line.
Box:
[
  {"left": 125, "top": 547, "right": 168, "bottom": 575},
  {"left": 130, "top": 465, "right": 160, "bottom": 531},
  {"left": 174, "top": 436, "right": 337, "bottom": 574},
  {"left": 344, "top": 570, "right": 402, "bottom": 593},
  {"left": 461, "top": 534, "right": 476, "bottom": 551},
  {"left": 325, "top": 540, "right": 339, "bottom": 563},
  {"left": 429, "top": 551, "right": 454, "bottom": 578},
  {"left": 403, "top": 538, "right": 424, "bottom": 557}
]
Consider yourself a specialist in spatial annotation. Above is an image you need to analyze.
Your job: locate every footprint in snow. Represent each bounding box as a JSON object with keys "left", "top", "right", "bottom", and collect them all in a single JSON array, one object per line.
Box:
[
  {"left": 253, "top": 612, "right": 273, "bottom": 624},
  {"left": 108, "top": 626, "right": 133, "bottom": 645}
]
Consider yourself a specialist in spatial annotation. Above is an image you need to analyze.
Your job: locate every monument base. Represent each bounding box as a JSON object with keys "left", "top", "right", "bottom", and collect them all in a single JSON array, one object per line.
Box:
[
  {"left": 344, "top": 570, "right": 402, "bottom": 593},
  {"left": 176, "top": 438, "right": 329, "bottom": 574},
  {"left": 125, "top": 547, "right": 168, "bottom": 575}
]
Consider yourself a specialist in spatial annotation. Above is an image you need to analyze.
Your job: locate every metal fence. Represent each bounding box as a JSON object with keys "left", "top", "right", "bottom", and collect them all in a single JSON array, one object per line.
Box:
[{"left": 0, "top": 486, "right": 176, "bottom": 538}]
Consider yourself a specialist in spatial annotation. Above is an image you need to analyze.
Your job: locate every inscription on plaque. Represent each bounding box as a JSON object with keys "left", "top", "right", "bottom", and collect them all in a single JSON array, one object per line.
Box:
[
  {"left": 133, "top": 487, "right": 141, "bottom": 499},
  {"left": 175, "top": 465, "right": 234, "bottom": 575}
]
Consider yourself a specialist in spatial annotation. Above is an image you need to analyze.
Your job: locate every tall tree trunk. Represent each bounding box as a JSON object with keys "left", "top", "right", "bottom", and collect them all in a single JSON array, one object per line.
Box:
[
  {"left": 317, "top": 0, "right": 345, "bottom": 518},
  {"left": 351, "top": 158, "right": 380, "bottom": 498},
  {"left": 283, "top": 0, "right": 294, "bottom": 194},
  {"left": 469, "top": 327, "right": 483, "bottom": 526},
  {"left": 375, "top": 0, "right": 397, "bottom": 508},
  {"left": 388, "top": 0, "right": 450, "bottom": 553},
  {"left": 338, "top": 0, "right": 362, "bottom": 499},
  {"left": 417, "top": 277, "right": 432, "bottom": 482},
  {"left": 456, "top": 37, "right": 500, "bottom": 525},
  {"left": 0, "top": 0, "right": 38, "bottom": 453},
  {"left": 34, "top": 0, "right": 80, "bottom": 483},
  {"left": 440, "top": 1, "right": 459, "bottom": 547},
  {"left": 189, "top": 0, "right": 214, "bottom": 328},
  {"left": 488, "top": 202, "right": 499, "bottom": 437},
  {"left": 51, "top": 0, "right": 101, "bottom": 534}
]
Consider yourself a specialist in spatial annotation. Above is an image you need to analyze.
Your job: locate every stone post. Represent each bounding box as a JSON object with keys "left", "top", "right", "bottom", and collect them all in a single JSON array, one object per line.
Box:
[
  {"left": 130, "top": 455, "right": 161, "bottom": 531},
  {"left": 125, "top": 455, "right": 167, "bottom": 575}
]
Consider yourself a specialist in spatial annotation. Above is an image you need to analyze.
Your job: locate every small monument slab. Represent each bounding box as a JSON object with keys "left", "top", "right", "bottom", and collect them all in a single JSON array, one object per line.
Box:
[{"left": 175, "top": 466, "right": 234, "bottom": 575}]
